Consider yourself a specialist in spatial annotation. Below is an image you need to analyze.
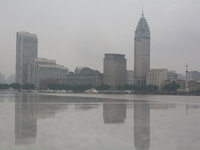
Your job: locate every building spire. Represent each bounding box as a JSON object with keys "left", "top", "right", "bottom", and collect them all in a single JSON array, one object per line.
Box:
[
  {"left": 186, "top": 63, "right": 188, "bottom": 72},
  {"left": 142, "top": 6, "right": 144, "bottom": 17}
]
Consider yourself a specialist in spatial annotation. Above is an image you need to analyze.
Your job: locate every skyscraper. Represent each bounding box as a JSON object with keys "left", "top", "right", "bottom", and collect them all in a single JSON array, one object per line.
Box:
[
  {"left": 134, "top": 12, "right": 150, "bottom": 86},
  {"left": 16, "top": 32, "right": 38, "bottom": 85},
  {"left": 103, "top": 54, "right": 126, "bottom": 88}
]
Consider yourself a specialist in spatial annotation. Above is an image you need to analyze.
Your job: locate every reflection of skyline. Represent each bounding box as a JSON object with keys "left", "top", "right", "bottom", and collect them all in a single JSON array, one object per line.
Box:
[
  {"left": 15, "top": 93, "right": 37, "bottom": 145},
  {"left": 103, "top": 99, "right": 126, "bottom": 124},
  {"left": 0, "top": 95, "right": 4, "bottom": 103},
  {"left": 134, "top": 101, "right": 150, "bottom": 150},
  {"left": 14, "top": 93, "right": 103, "bottom": 145},
  {"left": 15, "top": 93, "right": 70, "bottom": 145},
  {"left": 14, "top": 93, "right": 182, "bottom": 147}
]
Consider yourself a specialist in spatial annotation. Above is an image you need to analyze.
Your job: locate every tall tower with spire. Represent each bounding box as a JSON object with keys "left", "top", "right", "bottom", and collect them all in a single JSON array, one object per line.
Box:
[
  {"left": 134, "top": 10, "right": 150, "bottom": 86},
  {"left": 185, "top": 64, "right": 189, "bottom": 92}
]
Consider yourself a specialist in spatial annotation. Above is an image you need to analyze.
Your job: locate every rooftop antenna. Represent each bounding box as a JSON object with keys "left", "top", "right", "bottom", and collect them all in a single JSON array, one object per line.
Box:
[{"left": 186, "top": 63, "right": 188, "bottom": 72}]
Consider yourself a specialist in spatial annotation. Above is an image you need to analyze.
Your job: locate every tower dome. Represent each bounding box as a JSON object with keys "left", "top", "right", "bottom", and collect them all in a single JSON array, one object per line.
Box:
[{"left": 135, "top": 15, "right": 150, "bottom": 40}]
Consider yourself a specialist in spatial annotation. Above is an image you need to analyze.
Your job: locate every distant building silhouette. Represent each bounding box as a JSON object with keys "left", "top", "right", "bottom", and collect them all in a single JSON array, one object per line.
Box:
[
  {"left": 167, "top": 70, "right": 177, "bottom": 80},
  {"left": 16, "top": 32, "right": 38, "bottom": 85},
  {"left": 103, "top": 54, "right": 126, "bottom": 88},
  {"left": 7, "top": 74, "right": 15, "bottom": 84},
  {"left": 0, "top": 72, "right": 6, "bottom": 84},
  {"left": 134, "top": 13, "right": 150, "bottom": 86},
  {"left": 126, "top": 70, "right": 134, "bottom": 85},
  {"left": 190, "top": 71, "right": 200, "bottom": 81},
  {"left": 75, "top": 66, "right": 89, "bottom": 74}
]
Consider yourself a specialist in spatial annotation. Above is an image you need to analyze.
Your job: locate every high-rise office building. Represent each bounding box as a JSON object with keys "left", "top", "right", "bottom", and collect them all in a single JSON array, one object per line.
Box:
[
  {"left": 134, "top": 12, "right": 150, "bottom": 86},
  {"left": 103, "top": 54, "right": 126, "bottom": 88},
  {"left": 16, "top": 31, "right": 38, "bottom": 85}
]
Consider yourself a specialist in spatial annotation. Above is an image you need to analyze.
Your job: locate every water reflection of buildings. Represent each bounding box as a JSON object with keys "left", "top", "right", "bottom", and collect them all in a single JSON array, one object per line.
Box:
[
  {"left": 133, "top": 101, "right": 178, "bottom": 150},
  {"left": 15, "top": 93, "right": 37, "bottom": 145},
  {"left": 186, "top": 104, "right": 200, "bottom": 115},
  {"left": 0, "top": 94, "right": 4, "bottom": 103},
  {"left": 15, "top": 93, "right": 70, "bottom": 145},
  {"left": 134, "top": 101, "right": 150, "bottom": 150},
  {"left": 14, "top": 93, "right": 180, "bottom": 148},
  {"left": 15, "top": 93, "right": 102, "bottom": 145},
  {"left": 103, "top": 99, "right": 126, "bottom": 124}
]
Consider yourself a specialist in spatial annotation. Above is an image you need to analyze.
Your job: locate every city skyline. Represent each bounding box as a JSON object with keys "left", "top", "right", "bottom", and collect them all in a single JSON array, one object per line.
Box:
[{"left": 1, "top": 0, "right": 200, "bottom": 78}]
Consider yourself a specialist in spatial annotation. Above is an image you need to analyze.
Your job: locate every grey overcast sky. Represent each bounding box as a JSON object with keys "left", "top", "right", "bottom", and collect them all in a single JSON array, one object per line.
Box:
[{"left": 0, "top": 0, "right": 200, "bottom": 78}]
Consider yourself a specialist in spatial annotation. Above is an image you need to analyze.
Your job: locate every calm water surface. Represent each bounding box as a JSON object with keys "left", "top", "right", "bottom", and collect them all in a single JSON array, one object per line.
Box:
[{"left": 0, "top": 91, "right": 200, "bottom": 150}]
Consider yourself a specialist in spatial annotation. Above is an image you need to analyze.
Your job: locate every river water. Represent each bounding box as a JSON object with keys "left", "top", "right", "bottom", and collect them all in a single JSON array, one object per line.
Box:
[{"left": 0, "top": 91, "right": 200, "bottom": 150}]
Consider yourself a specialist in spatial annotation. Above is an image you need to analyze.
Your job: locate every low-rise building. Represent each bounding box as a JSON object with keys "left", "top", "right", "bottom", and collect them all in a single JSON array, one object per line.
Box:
[
  {"left": 40, "top": 78, "right": 63, "bottom": 90},
  {"left": 62, "top": 67, "right": 103, "bottom": 87},
  {"left": 40, "top": 67, "right": 103, "bottom": 89},
  {"left": 27, "top": 58, "right": 68, "bottom": 89},
  {"left": 190, "top": 71, "right": 200, "bottom": 81},
  {"left": 146, "top": 69, "right": 166, "bottom": 90},
  {"left": 164, "top": 79, "right": 185, "bottom": 90},
  {"left": 189, "top": 80, "right": 200, "bottom": 91},
  {"left": 36, "top": 64, "right": 68, "bottom": 89}
]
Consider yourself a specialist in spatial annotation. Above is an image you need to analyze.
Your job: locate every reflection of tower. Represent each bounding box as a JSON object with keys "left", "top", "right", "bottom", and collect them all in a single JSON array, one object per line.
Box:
[
  {"left": 186, "top": 104, "right": 188, "bottom": 115},
  {"left": 103, "top": 99, "right": 126, "bottom": 123},
  {"left": 134, "top": 10, "right": 150, "bottom": 86},
  {"left": 134, "top": 101, "right": 150, "bottom": 150},
  {"left": 15, "top": 93, "right": 37, "bottom": 145}
]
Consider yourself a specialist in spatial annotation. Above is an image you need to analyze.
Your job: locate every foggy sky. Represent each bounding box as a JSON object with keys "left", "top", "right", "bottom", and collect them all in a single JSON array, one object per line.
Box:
[{"left": 0, "top": 0, "right": 200, "bottom": 78}]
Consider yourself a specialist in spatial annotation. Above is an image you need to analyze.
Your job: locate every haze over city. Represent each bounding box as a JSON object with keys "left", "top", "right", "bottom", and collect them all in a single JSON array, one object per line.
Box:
[{"left": 0, "top": 0, "right": 200, "bottom": 78}]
